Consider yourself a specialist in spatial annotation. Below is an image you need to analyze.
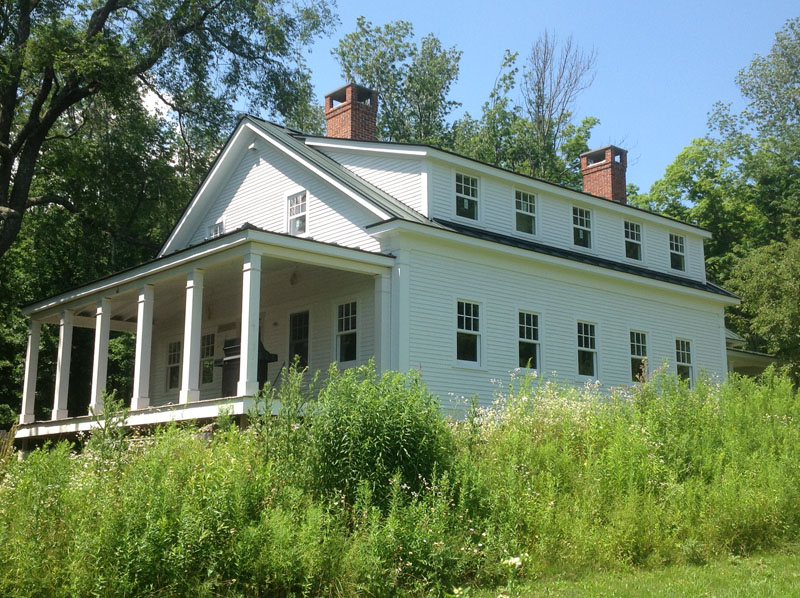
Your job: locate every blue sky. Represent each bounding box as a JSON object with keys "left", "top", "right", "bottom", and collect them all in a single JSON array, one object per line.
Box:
[{"left": 302, "top": 1, "right": 797, "bottom": 191}]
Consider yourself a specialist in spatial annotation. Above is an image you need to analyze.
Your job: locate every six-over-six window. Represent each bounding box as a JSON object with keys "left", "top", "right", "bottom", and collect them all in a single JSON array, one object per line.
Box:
[
  {"left": 456, "top": 300, "right": 481, "bottom": 364},
  {"left": 455, "top": 173, "right": 479, "bottom": 220}
]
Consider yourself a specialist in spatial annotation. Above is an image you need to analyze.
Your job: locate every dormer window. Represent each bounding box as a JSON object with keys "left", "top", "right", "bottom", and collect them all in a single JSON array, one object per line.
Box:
[
  {"left": 573, "top": 207, "right": 592, "bottom": 248},
  {"left": 515, "top": 190, "right": 536, "bottom": 234},
  {"left": 455, "top": 173, "right": 478, "bottom": 220},
  {"left": 624, "top": 221, "right": 642, "bottom": 260},
  {"left": 669, "top": 234, "right": 685, "bottom": 271},
  {"left": 288, "top": 190, "right": 307, "bottom": 236}
]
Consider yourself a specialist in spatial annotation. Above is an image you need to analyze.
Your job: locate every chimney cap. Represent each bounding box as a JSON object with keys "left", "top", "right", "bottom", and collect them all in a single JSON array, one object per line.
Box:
[
  {"left": 325, "top": 82, "right": 377, "bottom": 105},
  {"left": 579, "top": 145, "right": 627, "bottom": 164}
]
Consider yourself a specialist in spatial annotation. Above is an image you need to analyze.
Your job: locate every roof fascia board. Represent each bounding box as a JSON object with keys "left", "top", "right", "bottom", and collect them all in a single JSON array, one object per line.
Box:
[
  {"left": 245, "top": 122, "right": 392, "bottom": 221},
  {"left": 159, "top": 123, "right": 250, "bottom": 257},
  {"left": 370, "top": 219, "right": 737, "bottom": 305}
]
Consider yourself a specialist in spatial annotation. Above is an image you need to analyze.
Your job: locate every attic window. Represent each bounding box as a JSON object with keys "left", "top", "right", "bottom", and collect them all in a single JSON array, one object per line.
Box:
[
  {"left": 208, "top": 222, "right": 224, "bottom": 239},
  {"left": 288, "top": 190, "right": 307, "bottom": 236},
  {"left": 455, "top": 173, "right": 478, "bottom": 220}
]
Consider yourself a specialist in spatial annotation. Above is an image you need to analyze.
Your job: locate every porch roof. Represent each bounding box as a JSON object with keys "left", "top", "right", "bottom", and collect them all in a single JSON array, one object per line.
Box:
[{"left": 22, "top": 224, "right": 394, "bottom": 320}]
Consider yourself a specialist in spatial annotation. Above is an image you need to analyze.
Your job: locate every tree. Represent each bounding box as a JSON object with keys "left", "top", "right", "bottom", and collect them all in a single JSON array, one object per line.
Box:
[
  {"left": 0, "top": 0, "right": 335, "bottom": 259},
  {"left": 332, "top": 17, "right": 461, "bottom": 143}
]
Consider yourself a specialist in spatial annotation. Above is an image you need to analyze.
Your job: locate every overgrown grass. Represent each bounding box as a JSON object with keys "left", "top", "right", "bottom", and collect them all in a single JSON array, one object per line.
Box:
[{"left": 0, "top": 365, "right": 798, "bottom": 596}]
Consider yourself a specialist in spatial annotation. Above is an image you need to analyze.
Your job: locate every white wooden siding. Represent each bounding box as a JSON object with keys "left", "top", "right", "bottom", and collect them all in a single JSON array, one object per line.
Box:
[
  {"left": 318, "top": 148, "right": 425, "bottom": 214},
  {"left": 428, "top": 160, "right": 708, "bottom": 284},
  {"left": 186, "top": 142, "right": 380, "bottom": 252},
  {"left": 149, "top": 269, "right": 376, "bottom": 406},
  {"left": 403, "top": 241, "right": 726, "bottom": 412}
]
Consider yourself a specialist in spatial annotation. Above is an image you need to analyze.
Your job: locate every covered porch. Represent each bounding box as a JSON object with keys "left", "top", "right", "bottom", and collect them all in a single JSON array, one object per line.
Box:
[{"left": 16, "top": 227, "right": 394, "bottom": 441}]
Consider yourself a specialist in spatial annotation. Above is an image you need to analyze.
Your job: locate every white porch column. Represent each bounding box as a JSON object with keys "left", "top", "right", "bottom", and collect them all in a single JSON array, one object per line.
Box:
[
  {"left": 180, "top": 269, "right": 204, "bottom": 404},
  {"left": 20, "top": 319, "right": 41, "bottom": 424},
  {"left": 373, "top": 272, "right": 391, "bottom": 373},
  {"left": 89, "top": 298, "right": 111, "bottom": 414},
  {"left": 52, "top": 309, "right": 74, "bottom": 420},
  {"left": 132, "top": 285, "right": 154, "bottom": 410},
  {"left": 238, "top": 253, "right": 261, "bottom": 397},
  {"left": 391, "top": 249, "right": 410, "bottom": 372}
]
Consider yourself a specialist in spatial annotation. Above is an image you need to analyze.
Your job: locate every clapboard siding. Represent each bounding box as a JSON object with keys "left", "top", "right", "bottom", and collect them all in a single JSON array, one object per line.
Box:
[
  {"left": 149, "top": 270, "right": 375, "bottom": 406},
  {"left": 426, "top": 160, "right": 707, "bottom": 283},
  {"left": 319, "top": 148, "right": 425, "bottom": 214},
  {"left": 404, "top": 243, "right": 725, "bottom": 411},
  {"left": 187, "top": 143, "right": 380, "bottom": 252}
]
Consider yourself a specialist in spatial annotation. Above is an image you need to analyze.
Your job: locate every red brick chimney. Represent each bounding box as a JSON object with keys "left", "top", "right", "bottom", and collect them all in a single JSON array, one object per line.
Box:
[
  {"left": 580, "top": 146, "right": 627, "bottom": 204},
  {"left": 324, "top": 83, "right": 378, "bottom": 141}
]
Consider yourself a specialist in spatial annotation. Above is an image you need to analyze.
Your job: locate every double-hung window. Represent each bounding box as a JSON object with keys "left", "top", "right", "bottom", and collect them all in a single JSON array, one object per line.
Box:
[
  {"left": 573, "top": 207, "right": 592, "bottom": 248},
  {"left": 515, "top": 190, "right": 536, "bottom": 234},
  {"left": 630, "top": 331, "right": 647, "bottom": 381},
  {"left": 167, "top": 341, "right": 181, "bottom": 390},
  {"left": 288, "top": 190, "right": 307, "bottom": 236},
  {"left": 624, "top": 221, "right": 642, "bottom": 260},
  {"left": 518, "top": 311, "right": 540, "bottom": 369},
  {"left": 289, "top": 311, "right": 309, "bottom": 368},
  {"left": 669, "top": 234, "right": 685, "bottom": 271},
  {"left": 577, "top": 321, "right": 597, "bottom": 377},
  {"left": 200, "top": 333, "right": 215, "bottom": 385},
  {"left": 336, "top": 302, "right": 357, "bottom": 363},
  {"left": 455, "top": 173, "right": 479, "bottom": 220},
  {"left": 456, "top": 300, "right": 480, "bottom": 364},
  {"left": 675, "top": 339, "right": 693, "bottom": 386}
]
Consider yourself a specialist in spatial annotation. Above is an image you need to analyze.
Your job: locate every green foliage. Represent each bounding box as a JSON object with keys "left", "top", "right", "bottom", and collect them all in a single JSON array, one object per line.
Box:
[{"left": 1, "top": 369, "right": 799, "bottom": 595}]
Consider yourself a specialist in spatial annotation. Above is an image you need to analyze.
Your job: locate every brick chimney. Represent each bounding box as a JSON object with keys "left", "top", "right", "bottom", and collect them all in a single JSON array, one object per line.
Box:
[
  {"left": 324, "top": 83, "right": 378, "bottom": 141},
  {"left": 580, "top": 145, "right": 627, "bottom": 204}
]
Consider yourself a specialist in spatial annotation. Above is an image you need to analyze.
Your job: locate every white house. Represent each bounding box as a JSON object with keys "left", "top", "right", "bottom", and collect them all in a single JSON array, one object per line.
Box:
[{"left": 15, "top": 83, "right": 738, "bottom": 442}]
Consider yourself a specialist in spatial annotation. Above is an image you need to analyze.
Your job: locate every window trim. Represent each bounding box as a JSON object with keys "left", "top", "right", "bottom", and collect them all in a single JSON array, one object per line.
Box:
[
  {"left": 518, "top": 309, "right": 541, "bottom": 371},
  {"left": 675, "top": 337, "right": 693, "bottom": 387},
  {"left": 455, "top": 298, "right": 484, "bottom": 369},
  {"left": 629, "top": 330, "right": 647, "bottom": 382},
  {"left": 576, "top": 320, "right": 598, "bottom": 379},
  {"left": 286, "top": 188, "right": 309, "bottom": 237},
  {"left": 166, "top": 340, "right": 182, "bottom": 391},
  {"left": 623, "top": 220, "right": 643, "bottom": 262},
  {"left": 454, "top": 171, "right": 480, "bottom": 222},
  {"left": 334, "top": 300, "right": 358, "bottom": 365},
  {"left": 200, "top": 332, "right": 215, "bottom": 386},
  {"left": 669, "top": 233, "right": 686, "bottom": 271},
  {"left": 572, "top": 206, "right": 593, "bottom": 249},
  {"left": 514, "top": 189, "right": 537, "bottom": 237}
]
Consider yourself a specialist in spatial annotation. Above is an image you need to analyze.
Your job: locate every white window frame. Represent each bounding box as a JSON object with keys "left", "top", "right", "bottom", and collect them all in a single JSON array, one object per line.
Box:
[
  {"left": 514, "top": 189, "right": 537, "bottom": 236},
  {"left": 669, "top": 233, "right": 686, "bottom": 271},
  {"left": 455, "top": 172, "right": 479, "bottom": 221},
  {"left": 572, "top": 206, "right": 592, "bottom": 249},
  {"left": 624, "top": 221, "right": 643, "bottom": 261},
  {"left": 335, "top": 300, "right": 357, "bottom": 364},
  {"left": 577, "top": 321, "right": 597, "bottom": 378},
  {"left": 200, "top": 333, "right": 215, "bottom": 386},
  {"left": 630, "top": 330, "right": 647, "bottom": 382},
  {"left": 287, "top": 189, "right": 308, "bottom": 237},
  {"left": 166, "top": 340, "right": 182, "bottom": 391},
  {"left": 675, "top": 338, "right": 693, "bottom": 387},
  {"left": 456, "top": 299, "right": 482, "bottom": 367},
  {"left": 518, "top": 310, "right": 540, "bottom": 370},
  {"left": 207, "top": 221, "right": 224, "bottom": 240}
]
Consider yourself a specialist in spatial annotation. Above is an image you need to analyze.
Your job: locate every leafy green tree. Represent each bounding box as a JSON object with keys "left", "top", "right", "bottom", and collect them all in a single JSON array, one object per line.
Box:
[
  {"left": 0, "top": 0, "right": 335, "bottom": 259},
  {"left": 332, "top": 17, "right": 461, "bottom": 143}
]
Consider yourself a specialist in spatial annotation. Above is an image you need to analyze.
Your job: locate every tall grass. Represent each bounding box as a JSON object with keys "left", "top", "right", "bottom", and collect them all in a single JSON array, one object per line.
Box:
[{"left": 0, "top": 365, "right": 798, "bottom": 596}]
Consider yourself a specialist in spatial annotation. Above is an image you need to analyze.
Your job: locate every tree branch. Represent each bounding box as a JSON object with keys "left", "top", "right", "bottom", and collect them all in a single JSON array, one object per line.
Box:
[{"left": 25, "top": 194, "right": 76, "bottom": 212}]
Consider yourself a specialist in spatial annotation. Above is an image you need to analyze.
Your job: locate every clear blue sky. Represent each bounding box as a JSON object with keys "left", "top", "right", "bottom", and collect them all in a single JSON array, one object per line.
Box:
[{"left": 302, "top": 1, "right": 798, "bottom": 191}]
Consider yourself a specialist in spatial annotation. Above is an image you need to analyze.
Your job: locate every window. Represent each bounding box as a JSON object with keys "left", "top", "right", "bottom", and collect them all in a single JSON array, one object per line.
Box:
[
  {"left": 676, "top": 339, "right": 693, "bottom": 386},
  {"left": 289, "top": 311, "right": 309, "bottom": 368},
  {"left": 207, "top": 222, "right": 224, "bottom": 239},
  {"left": 288, "top": 190, "right": 307, "bottom": 236},
  {"left": 669, "top": 234, "right": 685, "bottom": 271},
  {"left": 515, "top": 190, "right": 536, "bottom": 234},
  {"left": 455, "top": 173, "right": 478, "bottom": 220},
  {"left": 336, "top": 302, "right": 357, "bottom": 363},
  {"left": 573, "top": 207, "right": 592, "bottom": 248},
  {"left": 577, "top": 321, "right": 596, "bottom": 377},
  {"left": 518, "top": 311, "right": 540, "bottom": 369},
  {"left": 200, "top": 333, "right": 215, "bottom": 385},
  {"left": 167, "top": 341, "right": 181, "bottom": 390},
  {"left": 624, "top": 221, "right": 642, "bottom": 260},
  {"left": 630, "top": 331, "right": 647, "bottom": 381},
  {"left": 456, "top": 300, "right": 480, "bottom": 363}
]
